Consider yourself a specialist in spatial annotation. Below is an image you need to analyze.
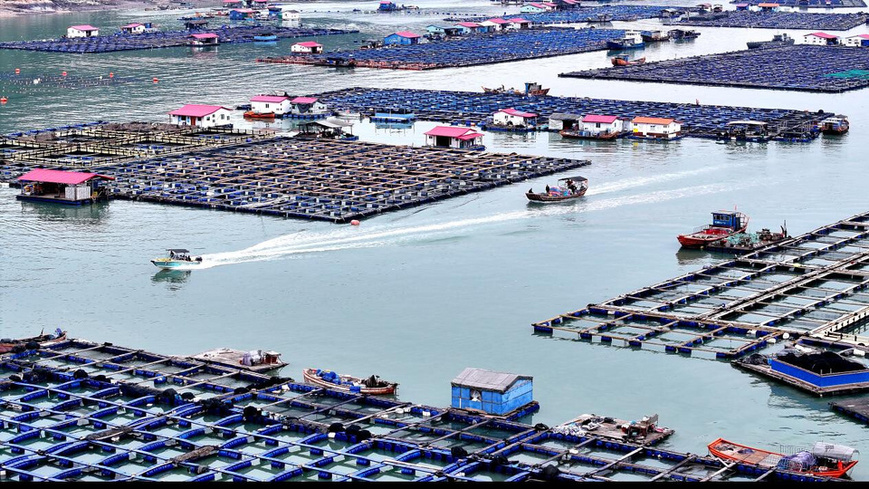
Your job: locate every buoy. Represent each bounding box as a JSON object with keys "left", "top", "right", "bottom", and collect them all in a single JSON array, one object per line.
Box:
[
  {"left": 109, "top": 72, "right": 114, "bottom": 78},
  {"left": 350, "top": 220, "right": 360, "bottom": 226},
  {"left": 14, "top": 68, "right": 20, "bottom": 74},
  {"left": 153, "top": 77, "right": 159, "bottom": 83},
  {"left": 61, "top": 71, "right": 67, "bottom": 76},
  {"left": 0, "top": 97, "right": 6, "bottom": 104}
]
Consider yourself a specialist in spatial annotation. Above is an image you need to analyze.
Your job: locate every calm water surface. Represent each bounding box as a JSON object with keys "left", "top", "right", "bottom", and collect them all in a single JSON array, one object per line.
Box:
[{"left": 2, "top": 0, "right": 869, "bottom": 478}]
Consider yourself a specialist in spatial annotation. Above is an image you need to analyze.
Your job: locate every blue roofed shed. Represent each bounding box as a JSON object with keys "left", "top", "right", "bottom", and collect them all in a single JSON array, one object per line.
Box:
[{"left": 451, "top": 367, "right": 533, "bottom": 415}]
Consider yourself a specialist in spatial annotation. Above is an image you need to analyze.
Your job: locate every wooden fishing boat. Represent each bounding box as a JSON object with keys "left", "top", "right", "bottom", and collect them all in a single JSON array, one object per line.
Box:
[
  {"left": 606, "top": 32, "right": 644, "bottom": 50},
  {"left": 244, "top": 110, "right": 276, "bottom": 119},
  {"left": 303, "top": 368, "right": 398, "bottom": 395},
  {"left": 526, "top": 176, "right": 588, "bottom": 203},
  {"left": 611, "top": 54, "right": 646, "bottom": 66},
  {"left": 708, "top": 438, "right": 858, "bottom": 479},
  {"left": 677, "top": 210, "right": 748, "bottom": 248},
  {"left": 0, "top": 328, "right": 67, "bottom": 354},
  {"left": 559, "top": 127, "right": 620, "bottom": 140},
  {"left": 819, "top": 116, "right": 849, "bottom": 135}
]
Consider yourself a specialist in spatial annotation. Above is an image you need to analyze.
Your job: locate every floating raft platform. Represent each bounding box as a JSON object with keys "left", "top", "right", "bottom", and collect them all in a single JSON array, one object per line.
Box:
[
  {"left": 830, "top": 397, "right": 869, "bottom": 424},
  {"left": 447, "top": 5, "right": 689, "bottom": 23},
  {"left": 0, "top": 336, "right": 835, "bottom": 482},
  {"left": 732, "top": 351, "right": 869, "bottom": 397},
  {"left": 533, "top": 209, "right": 869, "bottom": 358},
  {"left": 0, "top": 26, "right": 355, "bottom": 53},
  {"left": 258, "top": 28, "right": 624, "bottom": 70},
  {"left": 704, "top": 230, "right": 791, "bottom": 254},
  {"left": 561, "top": 45, "right": 869, "bottom": 93},
  {"left": 551, "top": 413, "right": 674, "bottom": 446},
  {"left": 732, "top": 0, "right": 865, "bottom": 6},
  {"left": 664, "top": 11, "right": 869, "bottom": 30},
  {"left": 312, "top": 87, "right": 830, "bottom": 141}
]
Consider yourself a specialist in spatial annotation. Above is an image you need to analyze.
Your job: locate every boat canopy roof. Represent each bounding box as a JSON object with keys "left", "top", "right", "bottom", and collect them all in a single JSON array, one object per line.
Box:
[
  {"left": 811, "top": 442, "right": 857, "bottom": 461},
  {"left": 559, "top": 176, "right": 588, "bottom": 182},
  {"left": 727, "top": 120, "right": 767, "bottom": 126},
  {"left": 167, "top": 248, "right": 190, "bottom": 253}
]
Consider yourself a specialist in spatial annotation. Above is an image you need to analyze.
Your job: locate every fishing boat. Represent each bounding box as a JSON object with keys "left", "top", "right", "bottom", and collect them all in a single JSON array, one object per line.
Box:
[
  {"left": 243, "top": 110, "right": 276, "bottom": 119},
  {"left": 746, "top": 33, "right": 794, "bottom": 49},
  {"left": 641, "top": 30, "right": 669, "bottom": 43},
  {"left": 819, "top": 115, "right": 849, "bottom": 135},
  {"left": 708, "top": 438, "right": 858, "bottom": 479},
  {"left": 0, "top": 328, "right": 67, "bottom": 354},
  {"left": 677, "top": 210, "right": 749, "bottom": 248},
  {"left": 302, "top": 368, "right": 398, "bottom": 395},
  {"left": 606, "top": 30, "right": 644, "bottom": 50},
  {"left": 189, "top": 348, "right": 286, "bottom": 373},
  {"left": 526, "top": 176, "right": 588, "bottom": 203},
  {"left": 611, "top": 54, "right": 646, "bottom": 66},
  {"left": 560, "top": 126, "right": 621, "bottom": 140},
  {"left": 668, "top": 29, "right": 700, "bottom": 41},
  {"left": 150, "top": 248, "right": 203, "bottom": 270}
]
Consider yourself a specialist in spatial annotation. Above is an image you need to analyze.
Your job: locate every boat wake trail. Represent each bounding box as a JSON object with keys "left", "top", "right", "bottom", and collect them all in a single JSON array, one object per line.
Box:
[{"left": 198, "top": 178, "right": 751, "bottom": 269}]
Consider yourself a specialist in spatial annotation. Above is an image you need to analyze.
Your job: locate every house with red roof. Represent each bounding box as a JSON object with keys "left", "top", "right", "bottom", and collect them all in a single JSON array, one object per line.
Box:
[
  {"left": 845, "top": 33, "right": 869, "bottom": 47},
  {"left": 424, "top": 126, "right": 485, "bottom": 150},
  {"left": 67, "top": 25, "right": 99, "bottom": 38},
  {"left": 630, "top": 116, "right": 682, "bottom": 139},
  {"left": 291, "top": 41, "right": 323, "bottom": 54},
  {"left": 804, "top": 32, "right": 840, "bottom": 46},
  {"left": 250, "top": 95, "right": 291, "bottom": 116},
  {"left": 169, "top": 104, "right": 233, "bottom": 128},
  {"left": 189, "top": 33, "right": 219, "bottom": 46},
  {"left": 506, "top": 18, "right": 532, "bottom": 30},
  {"left": 480, "top": 18, "right": 510, "bottom": 32},
  {"left": 455, "top": 21, "right": 484, "bottom": 35},
  {"left": 575, "top": 114, "right": 626, "bottom": 137},
  {"left": 493, "top": 108, "right": 539, "bottom": 129},
  {"left": 288, "top": 97, "right": 329, "bottom": 118},
  {"left": 384, "top": 31, "right": 421, "bottom": 45},
  {"left": 17, "top": 168, "right": 114, "bottom": 205},
  {"left": 120, "top": 23, "right": 146, "bottom": 35}
]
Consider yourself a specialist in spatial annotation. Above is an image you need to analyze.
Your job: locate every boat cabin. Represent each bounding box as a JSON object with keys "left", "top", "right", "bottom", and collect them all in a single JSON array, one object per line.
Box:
[
  {"left": 844, "top": 34, "right": 869, "bottom": 47},
  {"left": 451, "top": 367, "right": 533, "bottom": 415},
  {"left": 804, "top": 32, "right": 840, "bottom": 46},
  {"left": 384, "top": 31, "right": 421, "bottom": 45},
  {"left": 288, "top": 97, "right": 329, "bottom": 117},
  {"left": 493, "top": 108, "right": 539, "bottom": 128},
  {"left": 67, "top": 25, "right": 99, "bottom": 38},
  {"left": 424, "top": 126, "right": 485, "bottom": 150},
  {"left": 16, "top": 168, "right": 114, "bottom": 205},
  {"left": 168, "top": 104, "right": 232, "bottom": 128},
  {"left": 734, "top": 3, "right": 750, "bottom": 10},
  {"left": 578, "top": 114, "right": 625, "bottom": 136},
  {"left": 250, "top": 95, "right": 290, "bottom": 116},
  {"left": 711, "top": 210, "right": 747, "bottom": 231},
  {"left": 291, "top": 41, "right": 323, "bottom": 53},
  {"left": 189, "top": 33, "right": 219, "bottom": 46},
  {"left": 378, "top": 1, "right": 400, "bottom": 11},
  {"left": 630, "top": 116, "right": 682, "bottom": 139}
]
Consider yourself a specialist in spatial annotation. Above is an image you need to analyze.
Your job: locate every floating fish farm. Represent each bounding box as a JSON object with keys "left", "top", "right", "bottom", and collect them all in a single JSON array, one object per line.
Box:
[
  {"left": 0, "top": 337, "right": 836, "bottom": 482},
  {"left": 533, "top": 210, "right": 869, "bottom": 359},
  {"left": 257, "top": 28, "right": 623, "bottom": 70},
  {"left": 831, "top": 397, "right": 869, "bottom": 425},
  {"left": 664, "top": 11, "right": 869, "bottom": 30},
  {"left": 730, "top": 0, "right": 865, "bottom": 7},
  {"left": 0, "top": 26, "right": 354, "bottom": 54},
  {"left": 446, "top": 5, "right": 689, "bottom": 24},
  {"left": 561, "top": 45, "right": 869, "bottom": 93},
  {"left": 312, "top": 87, "right": 831, "bottom": 141},
  {"left": 98, "top": 138, "right": 590, "bottom": 223}
]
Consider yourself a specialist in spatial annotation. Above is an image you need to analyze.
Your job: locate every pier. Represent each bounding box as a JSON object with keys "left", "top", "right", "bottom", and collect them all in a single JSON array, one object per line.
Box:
[
  {"left": 533, "top": 210, "right": 869, "bottom": 358},
  {"left": 560, "top": 45, "right": 869, "bottom": 93},
  {"left": 0, "top": 26, "right": 355, "bottom": 54},
  {"left": 313, "top": 87, "right": 830, "bottom": 141},
  {"left": 258, "top": 28, "right": 624, "bottom": 70},
  {"left": 0, "top": 337, "right": 836, "bottom": 482},
  {"left": 664, "top": 11, "right": 869, "bottom": 30}
]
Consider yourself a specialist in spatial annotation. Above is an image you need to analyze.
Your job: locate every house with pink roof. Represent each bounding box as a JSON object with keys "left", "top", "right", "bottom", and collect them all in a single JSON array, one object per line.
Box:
[
  {"left": 455, "top": 21, "right": 484, "bottom": 35},
  {"left": 189, "top": 33, "right": 219, "bottom": 46},
  {"left": 804, "top": 31, "right": 840, "bottom": 46},
  {"left": 120, "top": 23, "right": 146, "bottom": 35},
  {"left": 493, "top": 108, "right": 539, "bottom": 129},
  {"left": 576, "top": 114, "right": 626, "bottom": 137},
  {"left": 480, "top": 18, "right": 510, "bottom": 32},
  {"left": 17, "top": 168, "right": 114, "bottom": 205},
  {"left": 168, "top": 104, "right": 232, "bottom": 128},
  {"left": 520, "top": 3, "right": 548, "bottom": 13},
  {"left": 291, "top": 41, "right": 323, "bottom": 54},
  {"left": 506, "top": 18, "right": 532, "bottom": 30},
  {"left": 250, "top": 94, "right": 291, "bottom": 116},
  {"left": 288, "top": 97, "right": 329, "bottom": 118},
  {"left": 384, "top": 31, "right": 422, "bottom": 45},
  {"left": 424, "top": 126, "right": 485, "bottom": 150},
  {"left": 67, "top": 25, "right": 99, "bottom": 38},
  {"left": 845, "top": 33, "right": 869, "bottom": 47}
]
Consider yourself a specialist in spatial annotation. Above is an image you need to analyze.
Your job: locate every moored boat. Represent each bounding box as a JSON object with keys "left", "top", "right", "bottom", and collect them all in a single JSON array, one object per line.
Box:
[
  {"left": 526, "top": 176, "right": 588, "bottom": 203},
  {"left": 677, "top": 210, "right": 749, "bottom": 248},
  {"left": 668, "top": 29, "right": 700, "bottom": 41},
  {"left": 0, "top": 328, "right": 67, "bottom": 354},
  {"left": 559, "top": 127, "right": 620, "bottom": 140},
  {"left": 151, "top": 248, "right": 203, "bottom": 270},
  {"left": 819, "top": 115, "right": 849, "bottom": 135},
  {"left": 746, "top": 32, "right": 794, "bottom": 49},
  {"left": 708, "top": 438, "right": 858, "bottom": 479},
  {"left": 244, "top": 110, "right": 276, "bottom": 119},
  {"left": 190, "top": 347, "right": 286, "bottom": 373},
  {"left": 606, "top": 30, "right": 644, "bottom": 50},
  {"left": 302, "top": 368, "right": 398, "bottom": 395},
  {"left": 611, "top": 54, "right": 646, "bottom": 66}
]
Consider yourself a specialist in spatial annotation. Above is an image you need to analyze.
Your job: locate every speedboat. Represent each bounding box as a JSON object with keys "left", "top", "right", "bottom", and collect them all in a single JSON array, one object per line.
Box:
[{"left": 150, "top": 248, "right": 203, "bottom": 270}]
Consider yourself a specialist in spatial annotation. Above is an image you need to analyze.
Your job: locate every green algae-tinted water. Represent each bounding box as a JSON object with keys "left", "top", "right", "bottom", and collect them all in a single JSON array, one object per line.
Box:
[{"left": 2, "top": 0, "right": 869, "bottom": 480}]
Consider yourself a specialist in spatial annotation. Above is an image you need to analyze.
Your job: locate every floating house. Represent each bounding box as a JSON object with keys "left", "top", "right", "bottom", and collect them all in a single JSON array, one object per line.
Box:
[
  {"left": 168, "top": 104, "right": 232, "bottom": 128},
  {"left": 384, "top": 31, "right": 421, "bottom": 46},
  {"left": 16, "top": 169, "right": 114, "bottom": 205},
  {"left": 804, "top": 32, "right": 840, "bottom": 45},
  {"left": 424, "top": 126, "right": 485, "bottom": 150},
  {"left": 493, "top": 108, "right": 539, "bottom": 128},
  {"left": 119, "top": 23, "right": 153, "bottom": 35},
  {"left": 547, "top": 112, "right": 584, "bottom": 131},
  {"left": 630, "top": 116, "right": 682, "bottom": 139},
  {"left": 455, "top": 22, "right": 483, "bottom": 34},
  {"left": 520, "top": 2, "right": 549, "bottom": 13},
  {"left": 757, "top": 2, "right": 779, "bottom": 11},
  {"left": 734, "top": 2, "right": 750, "bottom": 10},
  {"left": 184, "top": 19, "right": 208, "bottom": 30},
  {"left": 66, "top": 25, "right": 99, "bottom": 38},
  {"left": 426, "top": 25, "right": 461, "bottom": 37},
  {"left": 250, "top": 95, "right": 291, "bottom": 116},
  {"left": 844, "top": 34, "right": 869, "bottom": 47},
  {"left": 579, "top": 114, "right": 626, "bottom": 136},
  {"left": 480, "top": 18, "right": 510, "bottom": 31},
  {"left": 450, "top": 367, "right": 533, "bottom": 416},
  {"left": 288, "top": 97, "right": 329, "bottom": 118},
  {"left": 229, "top": 8, "right": 257, "bottom": 20},
  {"left": 291, "top": 41, "right": 323, "bottom": 53},
  {"left": 189, "top": 33, "right": 219, "bottom": 46},
  {"left": 506, "top": 18, "right": 532, "bottom": 30},
  {"left": 281, "top": 8, "right": 301, "bottom": 23}
]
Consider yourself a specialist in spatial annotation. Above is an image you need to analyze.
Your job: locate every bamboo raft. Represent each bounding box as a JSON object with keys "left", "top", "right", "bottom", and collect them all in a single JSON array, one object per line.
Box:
[{"left": 0, "top": 336, "right": 836, "bottom": 482}]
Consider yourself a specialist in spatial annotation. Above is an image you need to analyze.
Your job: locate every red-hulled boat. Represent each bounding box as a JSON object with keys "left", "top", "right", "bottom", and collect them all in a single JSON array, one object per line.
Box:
[
  {"left": 243, "top": 110, "right": 276, "bottom": 119},
  {"left": 0, "top": 328, "right": 67, "bottom": 354},
  {"left": 677, "top": 210, "right": 748, "bottom": 248},
  {"left": 611, "top": 54, "right": 646, "bottom": 66},
  {"left": 708, "top": 438, "right": 858, "bottom": 479}
]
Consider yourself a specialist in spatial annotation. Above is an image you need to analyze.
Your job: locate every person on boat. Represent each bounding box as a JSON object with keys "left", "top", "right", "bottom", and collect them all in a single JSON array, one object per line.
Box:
[
  {"left": 528, "top": 188, "right": 533, "bottom": 194},
  {"left": 566, "top": 179, "right": 577, "bottom": 194},
  {"left": 545, "top": 185, "right": 550, "bottom": 194}
]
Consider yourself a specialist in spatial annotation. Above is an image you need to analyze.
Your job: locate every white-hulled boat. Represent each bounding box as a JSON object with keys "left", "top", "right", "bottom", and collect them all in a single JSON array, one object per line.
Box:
[{"left": 150, "top": 248, "right": 203, "bottom": 270}]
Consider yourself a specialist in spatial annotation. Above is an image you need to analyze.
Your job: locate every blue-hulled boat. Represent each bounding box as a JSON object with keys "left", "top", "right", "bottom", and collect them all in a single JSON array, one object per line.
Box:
[
  {"left": 606, "top": 30, "right": 644, "bottom": 50},
  {"left": 150, "top": 248, "right": 203, "bottom": 270}
]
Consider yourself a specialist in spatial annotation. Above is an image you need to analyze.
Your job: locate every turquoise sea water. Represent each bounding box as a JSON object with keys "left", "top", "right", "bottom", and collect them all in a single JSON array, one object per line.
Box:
[{"left": 2, "top": 0, "right": 869, "bottom": 478}]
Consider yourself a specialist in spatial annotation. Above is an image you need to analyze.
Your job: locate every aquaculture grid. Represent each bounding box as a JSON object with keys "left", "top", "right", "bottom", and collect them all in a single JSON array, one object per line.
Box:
[
  {"left": 664, "top": 10, "right": 869, "bottom": 30},
  {"left": 533, "top": 210, "right": 869, "bottom": 357}
]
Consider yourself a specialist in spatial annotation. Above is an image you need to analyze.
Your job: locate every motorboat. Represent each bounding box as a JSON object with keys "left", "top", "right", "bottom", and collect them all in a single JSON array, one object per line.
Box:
[
  {"left": 708, "top": 438, "right": 858, "bottom": 479},
  {"left": 819, "top": 115, "right": 849, "bottom": 135},
  {"left": 677, "top": 210, "right": 749, "bottom": 248},
  {"left": 526, "top": 176, "right": 588, "bottom": 203},
  {"left": 151, "top": 248, "right": 203, "bottom": 270},
  {"left": 302, "top": 368, "right": 398, "bottom": 395}
]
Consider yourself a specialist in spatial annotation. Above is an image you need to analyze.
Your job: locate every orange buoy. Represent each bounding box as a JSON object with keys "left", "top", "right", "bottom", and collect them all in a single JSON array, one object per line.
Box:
[
  {"left": 350, "top": 220, "right": 360, "bottom": 226},
  {"left": 153, "top": 77, "right": 159, "bottom": 83},
  {"left": 109, "top": 72, "right": 114, "bottom": 78},
  {"left": 14, "top": 68, "right": 20, "bottom": 74},
  {"left": 61, "top": 71, "right": 67, "bottom": 76}
]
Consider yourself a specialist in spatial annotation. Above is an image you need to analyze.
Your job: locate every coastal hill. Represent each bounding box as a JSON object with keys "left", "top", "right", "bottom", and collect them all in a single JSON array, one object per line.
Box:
[{"left": 0, "top": 0, "right": 215, "bottom": 17}]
